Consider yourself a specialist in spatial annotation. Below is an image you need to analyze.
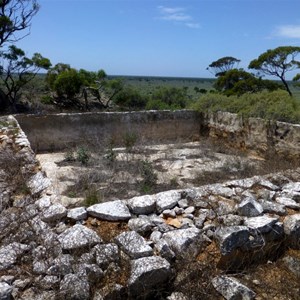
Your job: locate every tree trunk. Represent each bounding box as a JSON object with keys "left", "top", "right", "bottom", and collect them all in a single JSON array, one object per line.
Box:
[{"left": 281, "top": 77, "right": 293, "bottom": 96}]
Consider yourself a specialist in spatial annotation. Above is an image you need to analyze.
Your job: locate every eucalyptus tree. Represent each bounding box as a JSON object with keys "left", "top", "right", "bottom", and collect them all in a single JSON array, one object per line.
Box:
[
  {"left": 207, "top": 56, "right": 241, "bottom": 77},
  {"left": 249, "top": 46, "right": 300, "bottom": 96}
]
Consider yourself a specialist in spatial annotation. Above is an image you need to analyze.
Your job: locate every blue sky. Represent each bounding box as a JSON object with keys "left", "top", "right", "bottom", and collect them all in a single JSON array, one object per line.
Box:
[{"left": 17, "top": 0, "right": 300, "bottom": 78}]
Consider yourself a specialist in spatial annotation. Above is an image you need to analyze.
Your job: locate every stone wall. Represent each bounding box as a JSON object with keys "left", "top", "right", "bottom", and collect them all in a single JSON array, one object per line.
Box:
[
  {"left": 1, "top": 115, "right": 300, "bottom": 299},
  {"left": 15, "top": 110, "right": 202, "bottom": 152},
  {"left": 15, "top": 110, "right": 300, "bottom": 159},
  {"left": 207, "top": 111, "right": 300, "bottom": 159}
]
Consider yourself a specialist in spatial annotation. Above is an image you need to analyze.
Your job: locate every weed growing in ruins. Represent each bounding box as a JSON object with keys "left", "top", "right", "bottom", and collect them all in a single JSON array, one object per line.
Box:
[
  {"left": 84, "top": 185, "right": 101, "bottom": 206},
  {"left": 76, "top": 146, "right": 90, "bottom": 165},
  {"left": 139, "top": 159, "right": 158, "bottom": 193},
  {"left": 64, "top": 149, "right": 75, "bottom": 162},
  {"left": 123, "top": 132, "right": 137, "bottom": 152}
]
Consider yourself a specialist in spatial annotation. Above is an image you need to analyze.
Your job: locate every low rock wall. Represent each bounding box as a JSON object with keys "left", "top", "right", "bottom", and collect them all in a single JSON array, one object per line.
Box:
[{"left": 0, "top": 115, "right": 300, "bottom": 299}]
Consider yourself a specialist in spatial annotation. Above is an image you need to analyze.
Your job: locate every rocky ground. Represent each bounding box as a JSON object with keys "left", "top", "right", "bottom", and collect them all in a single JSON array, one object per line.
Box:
[
  {"left": 36, "top": 140, "right": 294, "bottom": 208},
  {"left": 0, "top": 116, "right": 300, "bottom": 300}
]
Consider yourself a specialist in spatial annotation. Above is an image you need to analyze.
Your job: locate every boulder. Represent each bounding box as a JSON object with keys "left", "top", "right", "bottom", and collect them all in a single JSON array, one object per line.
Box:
[
  {"left": 67, "top": 207, "right": 87, "bottom": 221},
  {"left": 87, "top": 200, "right": 131, "bottom": 221},
  {"left": 58, "top": 224, "right": 101, "bottom": 250},
  {"left": 212, "top": 276, "right": 256, "bottom": 300},
  {"left": 42, "top": 204, "right": 67, "bottom": 223},
  {"left": 127, "top": 195, "right": 156, "bottom": 215},
  {"left": 60, "top": 273, "right": 90, "bottom": 300},
  {"left": 162, "top": 228, "right": 203, "bottom": 258},
  {"left": 128, "top": 217, "right": 152, "bottom": 235},
  {"left": 282, "top": 255, "right": 300, "bottom": 277},
  {"left": 128, "top": 256, "right": 172, "bottom": 297},
  {"left": 94, "top": 243, "right": 119, "bottom": 269},
  {"left": 156, "top": 190, "right": 181, "bottom": 213},
  {"left": 215, "top": 226, "right": 250, "bottom": 255},
  {"left": 237, "top": 197, "right": 263, "bottom": 217},
  {"left": 115, "top": 231, "right": 153, "bottom": 259},
  {"left": 244, "top": 215, "right": 278, "bottom": 234}
]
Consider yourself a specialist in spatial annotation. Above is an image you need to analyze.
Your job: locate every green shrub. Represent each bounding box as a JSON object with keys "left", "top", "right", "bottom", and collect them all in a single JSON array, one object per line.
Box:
[
  {"left": 123, "top": 132, "right": 138, "bottom": 152},
  {"left": 40, "top": 95, "right": 53, "bottom": 105},
  {"left": 76, "top": 146, "right": 90, "bottom": 165},
  {"left": 191, "top": 90, "right": 300, "bottom": 123}
]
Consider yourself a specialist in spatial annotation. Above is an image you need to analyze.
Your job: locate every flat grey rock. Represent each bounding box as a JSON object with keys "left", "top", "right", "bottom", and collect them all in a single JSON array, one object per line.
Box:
[
  {"left": 87, "top": 200, "right": 131, "bottom": 221},
  {"left": 67, "top": 207, "right": 87, "bottom": 221},
  {"left": 215, "top": 226, "right": 250, "bottom": 255},
  {"left": 275, "top": 197, "right": 300, "bottom": 210},
  {"left": 128, "top": 256, "right": 172, "bottom": 297},
  {"left": 244, "top": 215, "right": 278, "bottom": 234},
  {"left": 282, "top": 255, "right": 300, "bottom": 277},
  {"left": 162, "top": 227, "right": 202, "bottom": 257},
  {"left": 261, "top": 200, "right": 286, "bottom": 215},
  {"left": 156, "top": 190, "right": 181, "bottom": 213},
  {"left": 212, "top": 276, "right": 256, "bottom": 300},
  {"left": 58, "top": 224, "right": 101, "bottom": 250},
  {"left": 127, "top": 195, "right": 156, "bottom": 215},
  {"left": 42, "top": 204, "right": 67, "bottom": 223},
  {"left": 115, "top": 231, "right": 153, "bottom": 259}
]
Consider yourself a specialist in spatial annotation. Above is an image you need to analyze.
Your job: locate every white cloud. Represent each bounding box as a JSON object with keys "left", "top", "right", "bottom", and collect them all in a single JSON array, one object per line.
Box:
[
  {"left": 275, "top": 25, "right": 300, "bottom": 38},
  {"left": 185, "top": 22, "right": 201, "bottom": 29},
  {"left": 157, "top": 5, "right": 199, "bottom": 29}
]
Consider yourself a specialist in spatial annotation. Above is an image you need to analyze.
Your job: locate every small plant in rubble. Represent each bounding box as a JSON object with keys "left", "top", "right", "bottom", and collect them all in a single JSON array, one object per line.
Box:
[
  {"left": 140, "top": 159, "right": 158, "bottom": 193},
  {"left": 76, "top": 146, "right": 90, "bottom": 165}
]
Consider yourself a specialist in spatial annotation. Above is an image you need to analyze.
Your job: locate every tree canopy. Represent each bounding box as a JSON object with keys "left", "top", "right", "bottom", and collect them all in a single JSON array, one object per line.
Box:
[
  {"left": 207, "top": 56, "right": 240, "bottom": 77},
  {"left": 249, "top": 46, "right": 300, "bottom": 96},
  {"left": 0, "top": 0, "right": 39, "bottom": 47}
]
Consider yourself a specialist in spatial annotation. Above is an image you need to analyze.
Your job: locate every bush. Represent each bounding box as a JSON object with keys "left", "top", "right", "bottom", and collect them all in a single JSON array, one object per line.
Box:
[
  {"left": 191, "top": 90, "right": 300, "bottom": 123},
  {"left": 76, "top": 147, "right": 90, "bottom": 165}
]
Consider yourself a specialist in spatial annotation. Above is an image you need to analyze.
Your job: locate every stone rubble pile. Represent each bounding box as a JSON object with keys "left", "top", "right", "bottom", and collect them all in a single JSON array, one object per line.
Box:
[{"left": 0, "top": 116, "right": 300, "bottom": 300}]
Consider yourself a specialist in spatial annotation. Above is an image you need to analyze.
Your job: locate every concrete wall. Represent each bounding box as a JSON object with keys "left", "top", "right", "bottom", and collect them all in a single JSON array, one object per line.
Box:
[
  {"left": 16, "top": 110, "right": 202, "bottom": 152},
  {"left": 15, "top": 110, "right": 300, "bottom": 158}
]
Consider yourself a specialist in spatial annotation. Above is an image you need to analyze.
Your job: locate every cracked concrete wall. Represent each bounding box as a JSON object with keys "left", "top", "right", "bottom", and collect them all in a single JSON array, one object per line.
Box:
[
  {"left": 15, "top": 110, "right": 300, "bottom": 158},
  {"left": 15, "top": 110, "right": 202, "bottom": 152}
]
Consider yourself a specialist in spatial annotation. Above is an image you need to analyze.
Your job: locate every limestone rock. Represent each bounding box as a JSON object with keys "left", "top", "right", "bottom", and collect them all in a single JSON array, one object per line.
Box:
[
  {"left": 244, "top": 215, "right": 278, "bottom": 234},
  {"left": 167, "top": 292, "right": 188, "bottom": 300},
  {"left": 115, "top": 231, "right": 153, "bottom": 259},
  {"left": 237, "top": 197, "right": 263, "bottom": 217},
  {"left": 67, "top": 207, "right": 87, "bottom": 221},
  {"left": 0, "top": 243, "right": 30, "bottom": 271},
  {"left": 42, "top": 204, "right": 67, "bottom": 223},
  {"left": 128, "top": 217, "right": 152, "bottom": 235},
  {"left": 87, "top": 200, "right": 131, "bottom": 221},
  {"left": 0, "top": 282, "right": 12, "bottom": 300},
  {"left": 260, "top": 200, "right": 286, "bottom": 215},
  {"left": 162, "top": 227, "right": 203, "bottom": 258},
  {"left": 275, "top": 197, "right": 300, "bottom": 210},
  {"left": 60, "top": 273, "right": 90, "bottom": 300},
  {"left": 128, "top": 256, "right": 172, "bottom": 297},
  {"left": 58, "top": 224, "right": 101, "bottom": 250},
  {"left": 212, "top": 275, "right": 256, "bottom": 300},
  {"left": 94, "top": 243, "right": 119, "bottom": 269},
  {"left": 127, "top": 195, "right": 156, "bottom": 215},
  {"left": 156, "top": 190, "right": 181, "bottom": 213},
  {"left": 27, "top": 171, "right": 51, "bottom": 196},
  {"left": 215, "top": 226, "right": 250, "bottom": 255},
  {"left": 283, "top": 214, "right": 300, "bottom": 249}
]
